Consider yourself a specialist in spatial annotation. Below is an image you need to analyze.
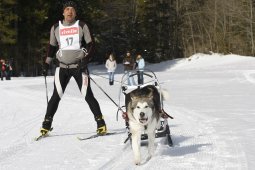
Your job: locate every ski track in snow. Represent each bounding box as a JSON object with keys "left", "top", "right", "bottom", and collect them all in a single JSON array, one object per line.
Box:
[
  {"left": 95, "top": 104, "right": 248, "bottom": 169},
  {"left": 243, "top": 70, "right": 255, "bottom": 84},
  {"left": 169, "top": 106, "right": 247, "bottom": 169}
]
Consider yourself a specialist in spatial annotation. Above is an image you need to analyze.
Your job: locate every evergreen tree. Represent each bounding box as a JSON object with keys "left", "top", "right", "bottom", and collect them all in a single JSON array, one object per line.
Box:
[{"left": 0, "top": 0, "right": 18, "bottom": 54}]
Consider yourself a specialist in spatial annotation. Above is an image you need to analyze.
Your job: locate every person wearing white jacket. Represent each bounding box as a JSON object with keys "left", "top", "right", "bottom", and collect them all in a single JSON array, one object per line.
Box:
[{"left": 105, "top": 53, "right": 117, "bottom": 85}]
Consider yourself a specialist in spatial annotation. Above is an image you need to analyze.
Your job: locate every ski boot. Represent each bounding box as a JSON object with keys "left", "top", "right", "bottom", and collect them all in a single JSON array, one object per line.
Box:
[
  {"left": 96, "top": 116, "right": 107, "bottom": 135},
  {"left": 35, "top": 117, "right": 53, "bottom": 141},
  {"left": 40, "top": 117, "right": 53, "bottom": 136}
]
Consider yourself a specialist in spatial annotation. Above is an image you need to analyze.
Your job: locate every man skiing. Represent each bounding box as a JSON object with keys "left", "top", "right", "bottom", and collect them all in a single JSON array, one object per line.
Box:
[{"left": 40, "top": 1, "right": 107, "bottom": 136}]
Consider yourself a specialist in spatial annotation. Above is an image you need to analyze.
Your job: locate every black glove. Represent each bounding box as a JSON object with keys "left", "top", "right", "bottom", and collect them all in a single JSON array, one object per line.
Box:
[
  {"left": 42, "top": 63, "right": 49, "bottom": 77},
  {"left": 78, "top": 57, "right": 89, "bottom": 71}
]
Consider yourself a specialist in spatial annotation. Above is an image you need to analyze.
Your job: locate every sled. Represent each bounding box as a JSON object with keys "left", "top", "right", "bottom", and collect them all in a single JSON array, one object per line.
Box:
[{"left": 117, "top": 69, "right": 173, "bottom": 147}]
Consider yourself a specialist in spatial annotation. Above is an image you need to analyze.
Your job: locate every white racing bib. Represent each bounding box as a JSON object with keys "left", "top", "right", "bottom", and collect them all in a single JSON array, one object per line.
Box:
[{"left": 59, "top": 20, "right": 80, "bottom": 50}]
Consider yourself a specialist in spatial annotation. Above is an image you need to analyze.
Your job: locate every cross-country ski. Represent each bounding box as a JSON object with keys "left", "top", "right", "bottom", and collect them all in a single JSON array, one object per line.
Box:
[
  {"left": 34, "top": 128, "right": 53, "bottom": 141},
  {"left": 77, "top": 132, "right": 117, "bottom": 141}
]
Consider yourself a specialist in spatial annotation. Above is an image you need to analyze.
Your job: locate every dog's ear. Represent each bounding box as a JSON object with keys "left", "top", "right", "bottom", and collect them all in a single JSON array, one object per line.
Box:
[
  {"left": 130, "top": 93, "right": 139, "bottom": 101},
  {"left": 146, "top": 88, "right": 154, "bottom": 100}
]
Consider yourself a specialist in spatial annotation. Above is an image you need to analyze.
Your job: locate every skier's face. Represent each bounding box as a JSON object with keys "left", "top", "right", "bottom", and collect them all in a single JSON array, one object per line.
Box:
[{"left": 63, "top": 7, "right": 76, "bottom": 23}]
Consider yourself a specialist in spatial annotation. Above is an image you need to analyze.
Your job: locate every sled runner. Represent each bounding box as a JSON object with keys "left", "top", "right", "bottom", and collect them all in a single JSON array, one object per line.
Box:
[{"left": 118, "top": 69, "right": 173, "bottom": 147}]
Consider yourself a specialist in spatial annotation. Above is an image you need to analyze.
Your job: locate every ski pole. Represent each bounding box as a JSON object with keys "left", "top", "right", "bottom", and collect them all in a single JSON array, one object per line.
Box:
[
  {"left": 90, "top": 75, "right": 130, "bottom": 135},
  {"left": 90, "top": 72, "right": 122, "bottom": 83},
  {"left": 89, "top": 75, "right": 125, "bottom": 113},
  {"left": 44, "top": 76, "right": 49, "bottom": 105}
]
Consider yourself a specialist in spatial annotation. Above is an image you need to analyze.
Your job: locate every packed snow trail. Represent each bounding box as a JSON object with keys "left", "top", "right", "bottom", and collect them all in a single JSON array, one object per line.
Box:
[{"left": 0, "top": 54, "right": 255, "bottom": 169}]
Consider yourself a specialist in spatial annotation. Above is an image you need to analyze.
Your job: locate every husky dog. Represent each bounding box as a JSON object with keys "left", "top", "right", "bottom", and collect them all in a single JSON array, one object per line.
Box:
[{"left": 125, "top": 85, "right": 168, "bottom": 165}]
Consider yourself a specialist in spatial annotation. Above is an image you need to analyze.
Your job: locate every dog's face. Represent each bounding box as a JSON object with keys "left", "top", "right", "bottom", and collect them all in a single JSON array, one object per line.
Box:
[{"left": 130, "top": 95, "right": 155, "bottom": 125}]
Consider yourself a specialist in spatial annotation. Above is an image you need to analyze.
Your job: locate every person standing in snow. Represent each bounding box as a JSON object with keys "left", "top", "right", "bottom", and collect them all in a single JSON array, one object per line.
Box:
[
  {"left": 5, "top": 60, "right": 12, "bottom": 80},
  {"left": 40, "top": 1, "right": 107, "bottom": 136},
  {"left": 123, "top": 50, "right": 135, "bottom": 85},
  {"left": 135, "top": 54, "right": 145, "bottom": 84},
  {"left": 1, "top": 59, "right": 7, "bottom": 81},
  {"left": 105, "top": 53, "right": 117, "bottom": 85}
]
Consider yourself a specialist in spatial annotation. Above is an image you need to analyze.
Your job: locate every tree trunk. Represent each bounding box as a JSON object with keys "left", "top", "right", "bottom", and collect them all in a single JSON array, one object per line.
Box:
[{"left": 250, "top": 0, "right": 254, "bottom": 55}]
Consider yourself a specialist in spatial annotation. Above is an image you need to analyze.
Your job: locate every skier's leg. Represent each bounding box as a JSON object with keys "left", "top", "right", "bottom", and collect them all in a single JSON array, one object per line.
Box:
[
  {"left": 74, "top": 69, "right": 107, "bottom": 135},
  {"left": 42, "top": 67, "right": 71, "bottom": 131}
]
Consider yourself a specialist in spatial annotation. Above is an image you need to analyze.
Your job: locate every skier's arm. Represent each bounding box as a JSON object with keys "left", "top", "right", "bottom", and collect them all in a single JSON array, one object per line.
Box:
[
  {"left": 45, "top": 26, "right": 58, "bottom": 65},
  {"left": 42, "top": 26, "right": 58, "bottom": 76},
  {"left": 83, "top": 24, "right": 95, "bottom": 64}
]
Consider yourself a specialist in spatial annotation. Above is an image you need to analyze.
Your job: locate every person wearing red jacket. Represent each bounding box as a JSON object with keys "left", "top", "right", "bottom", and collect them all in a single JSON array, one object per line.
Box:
[{"left": 1, "top": 59, "right": 7, "bottom": 81}]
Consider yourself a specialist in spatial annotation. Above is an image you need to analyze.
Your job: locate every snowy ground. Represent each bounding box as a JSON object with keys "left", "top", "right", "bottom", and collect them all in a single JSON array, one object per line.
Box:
[{"left": 0, "top": 53, "right": 255, "bottom": 170}]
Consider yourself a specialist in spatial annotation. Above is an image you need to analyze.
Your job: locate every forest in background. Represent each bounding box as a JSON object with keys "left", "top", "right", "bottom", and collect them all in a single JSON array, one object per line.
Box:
[{"left": 0, "top": 0, "right": 255, "bottom": 76}]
